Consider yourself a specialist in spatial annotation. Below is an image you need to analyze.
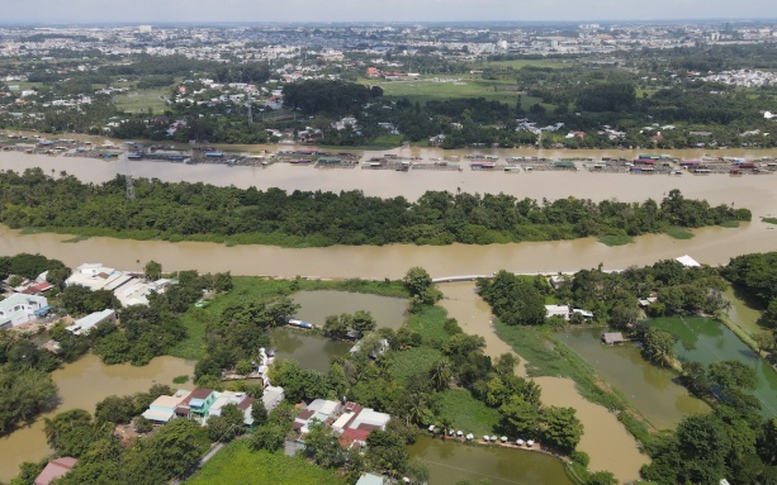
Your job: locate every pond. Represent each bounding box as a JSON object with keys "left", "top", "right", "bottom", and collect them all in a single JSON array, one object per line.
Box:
[
  {"left": 558, "top": 328, "right": 709, "bottom": 430},
  {"left": 651, "top": 316, "right": 777, "bottom": 418},
  {"left": 407, "top": 435, "right": 573, "bottom": 485},
  {"left": 271, "top": 290, "right": 408, "bottom": 372}
]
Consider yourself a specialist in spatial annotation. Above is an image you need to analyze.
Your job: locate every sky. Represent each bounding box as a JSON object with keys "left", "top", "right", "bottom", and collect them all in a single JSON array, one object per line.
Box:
[{"left": 2, "top": 0, "right": 775, "bottom": 24}]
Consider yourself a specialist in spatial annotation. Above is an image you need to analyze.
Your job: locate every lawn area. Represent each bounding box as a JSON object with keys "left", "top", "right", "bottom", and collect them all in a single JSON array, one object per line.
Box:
[
  {"left": 407, "top": 305, "right": 457, "bottom": 345},
  {"left": 114, "top": 86, "right": 169, "bottom": 113},
  {"left": 168, "top": 276, "right": 409, "bottom": 361},
  {"left": 186, "top": 441, "right": 345, "bottom": 485},
  {"left": 372, "top": 77, "right": 538, "bottom": 106},
  {"left": 437, "top": 389, "right": 500, "bottom": 436},
  {"left": 389, "top": 346, "right": 443, "bottom": 380}
]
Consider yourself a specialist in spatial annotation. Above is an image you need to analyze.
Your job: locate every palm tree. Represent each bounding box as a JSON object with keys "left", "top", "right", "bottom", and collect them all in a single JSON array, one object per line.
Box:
[{"left": 429, "top": 358, "right": 452, "bottom": 392}]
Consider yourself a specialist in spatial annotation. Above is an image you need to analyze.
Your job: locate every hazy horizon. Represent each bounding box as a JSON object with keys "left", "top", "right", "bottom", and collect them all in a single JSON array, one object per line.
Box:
[{"left": 3, "top": 0, "right": 775, "bottom": 25}]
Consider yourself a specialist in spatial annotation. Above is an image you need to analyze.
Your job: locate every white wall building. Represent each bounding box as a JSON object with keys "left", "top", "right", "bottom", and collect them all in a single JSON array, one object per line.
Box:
[{"left": 0, "top": 294, "right": 49, "bottom": 329}]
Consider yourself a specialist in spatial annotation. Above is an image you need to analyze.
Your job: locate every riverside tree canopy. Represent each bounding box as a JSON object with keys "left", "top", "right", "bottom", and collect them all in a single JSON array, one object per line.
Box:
[{"left": 0, "top": 169, "right": 752, "bottom": 248}]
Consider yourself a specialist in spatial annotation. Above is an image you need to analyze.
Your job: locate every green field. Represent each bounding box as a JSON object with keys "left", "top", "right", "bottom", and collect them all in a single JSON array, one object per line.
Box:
[
  {"left": 186, "top": 441, "right": 345, "bottom": 485},
  {"left": 406, "top": 305, "right": 457, "bottom": 345},
  {"left": 473, "top": 59, "right": 567, "bottom": 70},
  {"left": 390, "top": 346, "right": 443, "bottom": 380},
  {"left": 114, "top": 87, "right": 169, "bottom": 113},
  {"left": 437, "top": 389, "right": 500, "bottom": 436},
  {"left": 370, "top": 77, "right": 541, "bottom": 106}
]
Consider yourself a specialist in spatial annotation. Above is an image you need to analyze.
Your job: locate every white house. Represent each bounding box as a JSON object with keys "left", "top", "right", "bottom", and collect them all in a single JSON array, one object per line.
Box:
[
  {"left": 0, "top": 294, "right": 49, "bottom": 330},
  {"left": 66, "top": 309, "right": 116, "bottom": 336},
  {"left": 545, "top": 304, "right": 570, "bottom": 320}
]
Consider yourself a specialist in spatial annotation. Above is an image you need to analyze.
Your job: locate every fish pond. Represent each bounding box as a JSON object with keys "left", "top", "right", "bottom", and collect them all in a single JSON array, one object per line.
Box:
[
  {"left": 407, "top": 435, "right": 573, "bottom": 485},
  {"left": 271, "top": 290, "right": 408, "bottom": 372},
  {"left": 651, "top": 316, "right": 777, "bottom": 418},
  {"left": 558, "top": 328, "right": 710, "bottom": 430}
]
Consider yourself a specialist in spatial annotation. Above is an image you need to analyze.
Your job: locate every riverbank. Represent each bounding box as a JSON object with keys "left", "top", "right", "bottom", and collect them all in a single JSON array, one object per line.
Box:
[{"left": 439, "top": 283, "right": 648, "bottom": 482}]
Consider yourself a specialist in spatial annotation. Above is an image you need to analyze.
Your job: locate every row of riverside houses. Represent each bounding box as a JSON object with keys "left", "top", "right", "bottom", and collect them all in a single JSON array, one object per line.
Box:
[
  {"left": 142, "top": 386, "right": 286, "bottom": 426},
  {"left": 65, "top": 263, "right": 176, "bottom": 307}
]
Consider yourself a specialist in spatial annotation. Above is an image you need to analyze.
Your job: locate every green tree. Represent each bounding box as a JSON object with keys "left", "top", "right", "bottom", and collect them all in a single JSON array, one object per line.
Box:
[
  {"left": 541, "top": 406, "right": 583, "bottom": 453},
  {"left": 43, "top": 409, "right": 99, "bottom": 458},
  {"left": 303, "top": 420, "right": 346, "bottom": 468},
  {"left": 365, "top": 429, "right": 410, "bottom": 477},
  {"left": 403, "top": 267, "right": 442, "bottom": 307},
  {"left": 499, "top": 395, "right": 539, "bottom": 439},
  {"left": 641, "top": 326, "right": 676, "bottom": 367},
  {"left": 351, "top": 310, "right": 377, "bottom": 335},
  {"left": 143, "top": 260, "right": 162, "bottom": 281}
]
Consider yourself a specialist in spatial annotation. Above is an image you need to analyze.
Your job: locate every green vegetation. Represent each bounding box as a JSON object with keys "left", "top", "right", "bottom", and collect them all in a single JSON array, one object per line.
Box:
[
  {"left": 437, "top": 389, "right": 500, "bottom": 436},
  {"left": 170, "top": 276, "right": 408, "bottom": 361},
  {"left": 0, "top": 170, "right": 751, "bottom": 248},
  {"left": 188, "top": 441, "right": 345, "bottom": 485},
  {"left": 597, "top": 234, "right": 634, "bottom": 246},
  {"left": 406, "top": 305, "right": 456, "bottom": 345},
  {"left": 724, "top": 252, "right": 777, "bottom": 356},
  {"left": 376, "top": 78, "right": 527, "bottom": 105},
  {"left": 113, "top": 87, "right": 169, "bottom": 113},
  {"left": 389, "top": 347, "right": 443, "bottom": 380},
  {"left": 762, "top": 217, "right": 777, "bottom": 225},
  {"left": 665, "top": 226, "right": 694, "bottom": 240}
]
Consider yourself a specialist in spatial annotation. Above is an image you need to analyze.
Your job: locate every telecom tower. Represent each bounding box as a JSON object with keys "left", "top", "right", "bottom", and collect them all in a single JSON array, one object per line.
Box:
[
  {"left": 124, "top": 151, "right": 135, "bottom": 200},
  {"left": 247, "top": 91, "right": 253, "bottom": 124}
]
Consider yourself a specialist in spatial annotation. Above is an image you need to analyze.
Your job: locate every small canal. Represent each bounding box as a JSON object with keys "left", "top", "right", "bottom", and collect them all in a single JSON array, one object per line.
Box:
[
  {"left": 408, "top": 435, "right": 573, "bottom": 485},
  {"left": 271, "top": 290, "right": 408, "bottom": 372},
  {"left": 651, "top": 316, "right": 777, "bottom": 418},
  {"left": 558, "top": 328, "right": 710, "bottom": 430}
]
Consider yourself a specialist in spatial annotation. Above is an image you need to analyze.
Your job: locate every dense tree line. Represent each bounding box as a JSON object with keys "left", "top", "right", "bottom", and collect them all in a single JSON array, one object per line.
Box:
[
  {"left": 282, "top": 79, "right": 374, "bottom": 116},
  {"left": 724, "top": 252, "right": 777, "bottom": 354},
  {"left": 0, "top": 333, "right": 59, "bottom": 436},
  {"left": 0, "top": 169, "right": 751, "bottom": 248}
]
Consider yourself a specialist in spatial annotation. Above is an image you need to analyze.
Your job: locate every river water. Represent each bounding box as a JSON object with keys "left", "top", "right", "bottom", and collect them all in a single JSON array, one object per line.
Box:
[
  {"left": 0, "top": 354, "right": 194, "bottom": 483},
  {"left": 439, "top": 283, "right": 648, "bottom": 483},
  {"left": 2, "top": 151, "right": 776, "bottom": 482}
]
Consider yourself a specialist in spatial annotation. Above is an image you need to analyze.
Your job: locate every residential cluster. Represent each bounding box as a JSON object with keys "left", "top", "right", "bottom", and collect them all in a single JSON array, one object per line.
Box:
[{"left": 293, "top": 399, "right": 391, "bottom": 449}]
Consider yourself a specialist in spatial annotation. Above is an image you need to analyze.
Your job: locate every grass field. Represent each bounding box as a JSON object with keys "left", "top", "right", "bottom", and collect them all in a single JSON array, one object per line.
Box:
[
  {"left": 114, "top": 87, "right": 169, "bottom": 114},
  {"left": 186, "top": 441, "right": 345, "bottom": 485},
  {"left": 437, "top": 389, "right": 501, "bottom": 436},
  {"left": 390, "top": 346, "right": 443, "bottom": 380},
  {"left": 370, "top": 77, "right": 542, "bottom": 106},
  {"left": 406, "top": 305, "right": 457, "bottom": 345},
  {"left": 473, "top": 59, "right": 567, "bottom": 70}
]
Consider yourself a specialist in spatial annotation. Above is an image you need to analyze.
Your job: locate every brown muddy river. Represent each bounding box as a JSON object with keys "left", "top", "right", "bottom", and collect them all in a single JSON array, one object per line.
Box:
[
  {"left": 440, "top": 283, "right": 648, "bottom": 482},
  {"left": 2, "top": 150, "right": 776, "bottom": 482},
  {"left": 0, "top": 354, "right": 193, "bottom": 482}
]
